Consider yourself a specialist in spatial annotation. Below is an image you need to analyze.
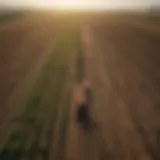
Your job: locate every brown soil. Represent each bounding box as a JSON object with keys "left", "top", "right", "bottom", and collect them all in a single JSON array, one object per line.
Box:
[
  {"left": 0, "top": 13, "right": 59, "bottom": 145},
  {"left": 0, "top": 12, "right": 160, "bottom": 160},
  {"left": 65, "top": 15, "right": 160, "bottom": 160},
  {"left": 49, "top": 49, "right": 76, "bottom": 160}
]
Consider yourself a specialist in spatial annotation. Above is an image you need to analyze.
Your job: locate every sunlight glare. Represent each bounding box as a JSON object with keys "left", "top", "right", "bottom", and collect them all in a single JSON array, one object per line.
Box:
[
  {"left": 30, "top": 0, "right": 150, "bottom": 11},
  {"left": 40, "top": 0, "right": 100, "bottom": 10}
]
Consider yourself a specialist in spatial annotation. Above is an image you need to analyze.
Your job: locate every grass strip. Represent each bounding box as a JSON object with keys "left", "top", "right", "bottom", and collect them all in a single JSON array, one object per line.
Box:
[
  {"left": 0, "top": 27, "right": 72, "bottom": 160},
  {"left": 0, "top": 11, "right": 29, "bottom": 23},
  {"left": 56, "top": 26, "right": 81, "bottom": 160},
  {"left": 56, "top": 86, "right": 72, "bottom": 160},
  {"left": 76, "top": 31, "right": 85, "bottom": 83}
]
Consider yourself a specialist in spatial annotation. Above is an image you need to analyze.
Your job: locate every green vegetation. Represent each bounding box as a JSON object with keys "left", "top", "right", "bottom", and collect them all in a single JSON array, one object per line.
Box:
[
  {"left": 56, "top": 86, "right": 72, "bottom": 160},
  {"left": 0, "top": 11, "right": 28, "bottom": 23},
  {"left": 0, "top": 20, "right": 79, "bottom": 160},
  {"left": 76, "top": 31, "right": 85, "bottom": 83}
]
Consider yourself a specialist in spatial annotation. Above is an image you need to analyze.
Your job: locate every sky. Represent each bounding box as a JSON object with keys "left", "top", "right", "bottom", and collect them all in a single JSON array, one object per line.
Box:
[{"left": 0, "top": 0, "right": 159, "bottom": 10}]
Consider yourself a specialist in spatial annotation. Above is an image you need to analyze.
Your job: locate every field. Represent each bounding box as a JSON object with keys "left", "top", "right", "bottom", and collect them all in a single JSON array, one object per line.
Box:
[{"left": 0, "top": 11, "right": 160, "bottom": 160}]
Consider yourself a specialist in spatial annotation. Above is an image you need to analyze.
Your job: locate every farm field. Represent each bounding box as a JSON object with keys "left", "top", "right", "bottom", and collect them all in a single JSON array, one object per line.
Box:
[
  {"left": 0, "top": 11, "right": 159, "bottom": 160},
  {"left": 0, "top": 12, "right": 78, "bottom": 159},
  {"left": 66, "top": 13, "right": 160, "bottom": 160}
]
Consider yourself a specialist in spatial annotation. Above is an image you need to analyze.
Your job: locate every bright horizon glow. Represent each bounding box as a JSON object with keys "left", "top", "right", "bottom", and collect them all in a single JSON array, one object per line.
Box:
[
  {"left": 0, "top": 0, "right": 153, "bottom": 10},
  {"left": 35, "top": 0, "right": 150, "bottom": 10},
  {"left": 31, "top": 0, "right": 150, "bottom": 11}
]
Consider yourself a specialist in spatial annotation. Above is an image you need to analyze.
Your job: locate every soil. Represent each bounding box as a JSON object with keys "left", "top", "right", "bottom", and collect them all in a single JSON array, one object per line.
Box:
[
  {"left": 0, "top": 13, "right": 59, "bottom": 145},
  {"left": 0, "top": 12, "right": 160, "bottom": 160},
  {"left": 65, "top": 14, "right": 160, "bottom": 160}
]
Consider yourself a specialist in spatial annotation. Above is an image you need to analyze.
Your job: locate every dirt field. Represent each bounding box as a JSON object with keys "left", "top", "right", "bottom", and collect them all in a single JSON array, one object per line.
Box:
[
  {"left": 0, "top": 12, "right": 57, "bottom": 107},
  {"left": 0, "top": 12, "right": 60, "bottom": 146},
  {"left": 65, "top": 14, "right": 160, "bottom": 160},
  {"left": 0, "top": 12, "right": 78, "bottom": 159},
  {"left": 0, "top": 12, "right": 160, "bottom": 160}
]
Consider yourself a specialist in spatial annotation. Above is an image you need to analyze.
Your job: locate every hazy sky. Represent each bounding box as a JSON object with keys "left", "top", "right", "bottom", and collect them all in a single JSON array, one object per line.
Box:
[{"left": 0, "top": 0, "right": 158, "bottom": 10}]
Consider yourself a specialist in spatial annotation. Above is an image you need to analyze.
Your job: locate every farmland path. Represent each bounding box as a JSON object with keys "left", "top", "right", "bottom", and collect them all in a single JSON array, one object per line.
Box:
[
  {"left": 65, "top": 17, "right": 160, "bottom": 160},
  {"left": 82, "top": 19, "right": 160, "bottom": 159}
]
